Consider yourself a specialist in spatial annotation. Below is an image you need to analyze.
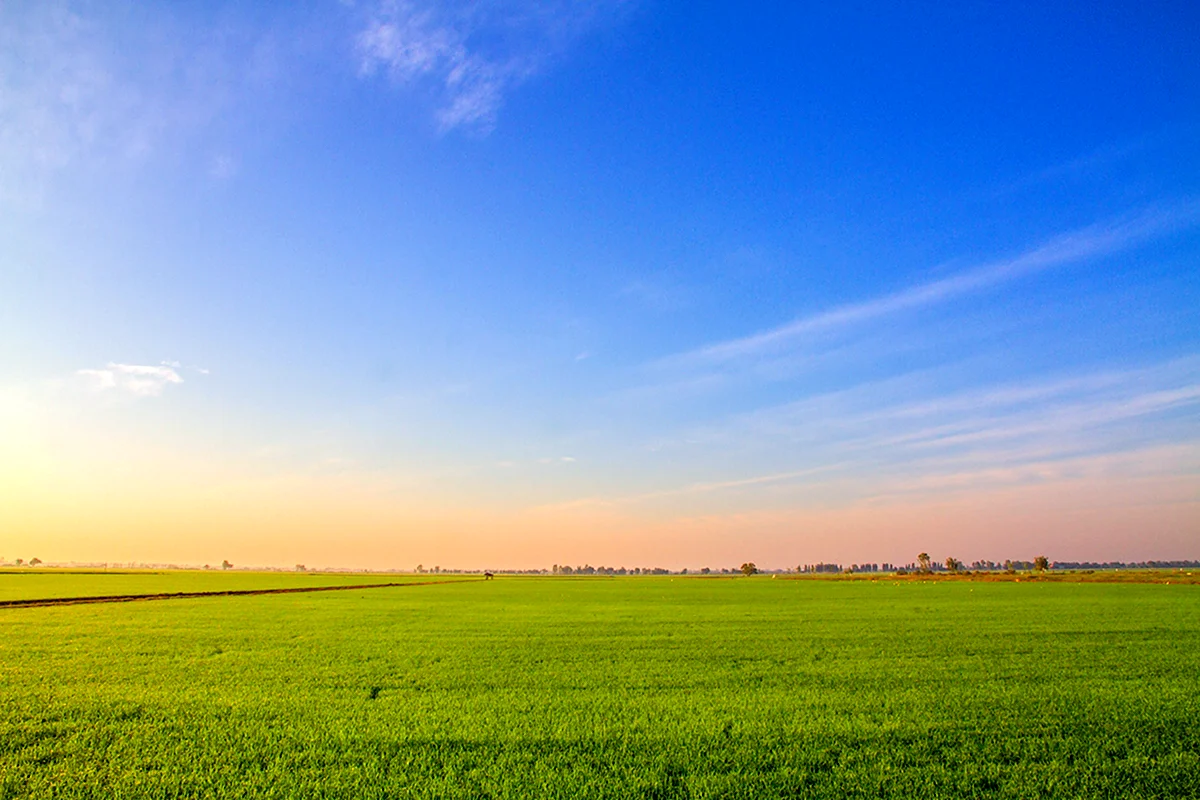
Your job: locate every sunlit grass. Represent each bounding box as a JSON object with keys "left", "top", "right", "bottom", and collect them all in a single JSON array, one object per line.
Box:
[
  {"left": 2, "top": 576, "right": 1197, "bottom": 798},
  {"left": 0, "top": 569, "right": 430, "bottom": 603}
]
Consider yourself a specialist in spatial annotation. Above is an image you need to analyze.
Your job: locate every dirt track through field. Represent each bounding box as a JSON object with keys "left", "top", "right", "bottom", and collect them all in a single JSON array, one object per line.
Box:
[{"left": 0, "top": 578, "right": 478, "bottom": 610}]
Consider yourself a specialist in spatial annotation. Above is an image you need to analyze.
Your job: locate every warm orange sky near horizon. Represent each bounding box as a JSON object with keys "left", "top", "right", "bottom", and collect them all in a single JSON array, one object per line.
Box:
[{"left": 4, "top": 412, "right": 1196, "bottom": 570}]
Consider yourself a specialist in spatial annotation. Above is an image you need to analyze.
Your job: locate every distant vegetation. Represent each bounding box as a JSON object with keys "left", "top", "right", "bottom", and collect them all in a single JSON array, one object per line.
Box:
[{"left": 4, "top": 555, "right": 1198, "bottom": 576}]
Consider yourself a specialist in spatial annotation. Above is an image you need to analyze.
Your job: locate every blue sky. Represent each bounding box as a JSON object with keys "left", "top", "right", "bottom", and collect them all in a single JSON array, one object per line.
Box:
[{"left": 2, "top": 1, "right": 1198, "bottom": 568}]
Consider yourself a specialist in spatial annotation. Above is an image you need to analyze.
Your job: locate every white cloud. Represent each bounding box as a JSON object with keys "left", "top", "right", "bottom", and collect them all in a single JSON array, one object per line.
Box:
[
  {"left": 356, "top": 0, "right": 630, "bottom": 133},
  {"left": 76, "top": 363, "right": 184, "bottom": 397}
]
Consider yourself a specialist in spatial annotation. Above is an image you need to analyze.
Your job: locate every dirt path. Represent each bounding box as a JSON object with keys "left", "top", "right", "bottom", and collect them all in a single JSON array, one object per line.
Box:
[{"left": 0, "top": 578, "right": 478, "bottom": 610}]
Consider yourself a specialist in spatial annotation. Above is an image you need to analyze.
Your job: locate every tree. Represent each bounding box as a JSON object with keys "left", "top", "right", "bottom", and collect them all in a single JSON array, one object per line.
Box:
[
  {"left": 917, "top": 553, "right": 932, "bottom": 574},
  {"left": 944, "top": 557, "right": 962, "bottom": 573},
  {"left": 221, "top": 559, "right": 233, "bottom": 570},
  {"left": 740, "top": 562, "right": 758, "bottom": 576},
  {"left": 29, "top": 557, "right": 42, "bottom": 567},
  {"left": 295, "top": 564, "right": 306, "bottom": 572},
  {"left": 1034, "top": 555, "right": 1049, "bottom": 572}
]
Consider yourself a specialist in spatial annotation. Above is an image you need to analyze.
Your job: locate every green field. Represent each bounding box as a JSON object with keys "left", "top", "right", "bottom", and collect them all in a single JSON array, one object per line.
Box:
[
  {"left": 0, "top": 569, "right": 432, "bottom": 603},
  {"left": 2, "top": 575, "right": 1198, "bottom": 798}
]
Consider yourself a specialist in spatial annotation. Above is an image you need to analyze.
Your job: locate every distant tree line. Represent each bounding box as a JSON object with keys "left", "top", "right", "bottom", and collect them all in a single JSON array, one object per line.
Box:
[
  {"left": 797, "top": 563, "right": 896, "bottom": 574},
  {"left": 7, "top": 556, "right": 1196, "bottom": 574},
  {"left": 552, "top": 565, "right": 674, "bottom": 575},
  {"left": 1051, "top": 560, "right": 1200, "bottom": 570}
]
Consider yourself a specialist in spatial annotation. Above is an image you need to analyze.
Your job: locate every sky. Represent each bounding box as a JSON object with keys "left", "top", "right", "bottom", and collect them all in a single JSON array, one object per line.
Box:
[{"left": 1, "top": 0, "right": 1198, "bottom": 570}]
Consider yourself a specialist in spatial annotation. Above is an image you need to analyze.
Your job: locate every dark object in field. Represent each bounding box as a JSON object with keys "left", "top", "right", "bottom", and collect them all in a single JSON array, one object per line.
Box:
[
  {"left": 484, "top": 572, "right": 494, "bottom": 580},
  {"left": 0, "top": 578, "right": 473, "bottom": 610}
]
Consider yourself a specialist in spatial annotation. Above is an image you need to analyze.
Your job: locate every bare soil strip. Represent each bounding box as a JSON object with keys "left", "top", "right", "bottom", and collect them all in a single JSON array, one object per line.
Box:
[{"left": 0, "top": 578, "right": 477, "bottom": 610}]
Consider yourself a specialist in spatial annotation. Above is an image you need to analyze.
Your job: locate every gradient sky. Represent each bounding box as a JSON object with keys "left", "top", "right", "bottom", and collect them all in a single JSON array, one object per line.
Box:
[{"left": 2, "top": 1, "right": 1198, "bottom": 569}]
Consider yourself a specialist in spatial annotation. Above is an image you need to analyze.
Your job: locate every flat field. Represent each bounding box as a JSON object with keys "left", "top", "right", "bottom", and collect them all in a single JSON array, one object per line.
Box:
[
  {"left": 2, "top": 574, "right": 1198, "bottom": 798},
  {"left": 0, "top": 569, "right": 432, "bottom": 603}
]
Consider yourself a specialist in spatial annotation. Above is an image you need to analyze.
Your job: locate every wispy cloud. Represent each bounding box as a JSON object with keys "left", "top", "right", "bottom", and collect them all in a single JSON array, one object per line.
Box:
[
  {"left": 356, "top": 0, "right": 630, "bottom": 133},
  {"left": 625, "top": 463, "right": 848, "bottom": 503},
  {"left": 854, "top": 444, "right": 1200, "bottom": 505},
  {"left": 570, "top": 356, "right": 1200, "bottom": 510},
  {"left": 539, "top": 441, "right": 1199, "bottom": 514},
  {"left": 0, "top": 2, "right": 292, "bottom": 204},
  {"left": 0, "top": 1, "right": 632, "bottom": 199},
  {"left": 663, "top": 205, "right": 1199, "bottom": 368},
  {"left": 76, "top": 363, "right": 185, "bottom": 397},
  {"left": 699, "top": 356, "right": 1199, "bottom": 454},
  {"left": 873, "top": 385, "right": 1200, "bottom": 454}
]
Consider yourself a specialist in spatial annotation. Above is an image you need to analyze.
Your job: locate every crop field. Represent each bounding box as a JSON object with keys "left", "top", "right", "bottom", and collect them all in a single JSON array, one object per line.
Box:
[
  {"left": 0, "top": 569, "right": 435, "bottom": 604},
  {"left": 2, "top": 574, "right": 1198, "bottom": 798}
]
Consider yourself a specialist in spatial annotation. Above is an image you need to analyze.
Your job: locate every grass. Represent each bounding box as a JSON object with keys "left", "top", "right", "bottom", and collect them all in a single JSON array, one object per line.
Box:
[
  {"left": 2, "top": 575, "right": 1198, "bottom": 798},
  {"left": 0, "top": 569, "right": 430, "bottom": 603},
  {"left": 781, "top": 569, "right": 1200, "bottom": 585}
]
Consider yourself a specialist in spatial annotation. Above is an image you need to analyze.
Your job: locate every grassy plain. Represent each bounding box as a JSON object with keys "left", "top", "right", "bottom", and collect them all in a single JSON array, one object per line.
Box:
[
  {"left": 2, "top": 575, "right": 1198, "bottom": 798},
  {"left": 0, "top": 569, "right": 433, "bottom": 603}
]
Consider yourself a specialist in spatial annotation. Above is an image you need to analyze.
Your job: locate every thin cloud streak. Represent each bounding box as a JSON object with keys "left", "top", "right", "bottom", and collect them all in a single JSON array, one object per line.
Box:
[
  {"left": 856, "top": 443, "right": 1200, "bottom": 504},
  {"left": 625, "top": 462, "right": 849, "bottom": 503},
  {"left": 551, "top": 438, "right": 1200, "bottom": 515},
  {"left": 557, "top": 356, "right": 1200, "bottom": 511},
  {"left": 881, "top": 385, "right": 1200, "bottom": 452},
  {"left": 678, "top": 356, "right": 1200, "bottom": 447},
  {"left": 665, "top": 205, "right": 1199, "bottom": 367}
]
